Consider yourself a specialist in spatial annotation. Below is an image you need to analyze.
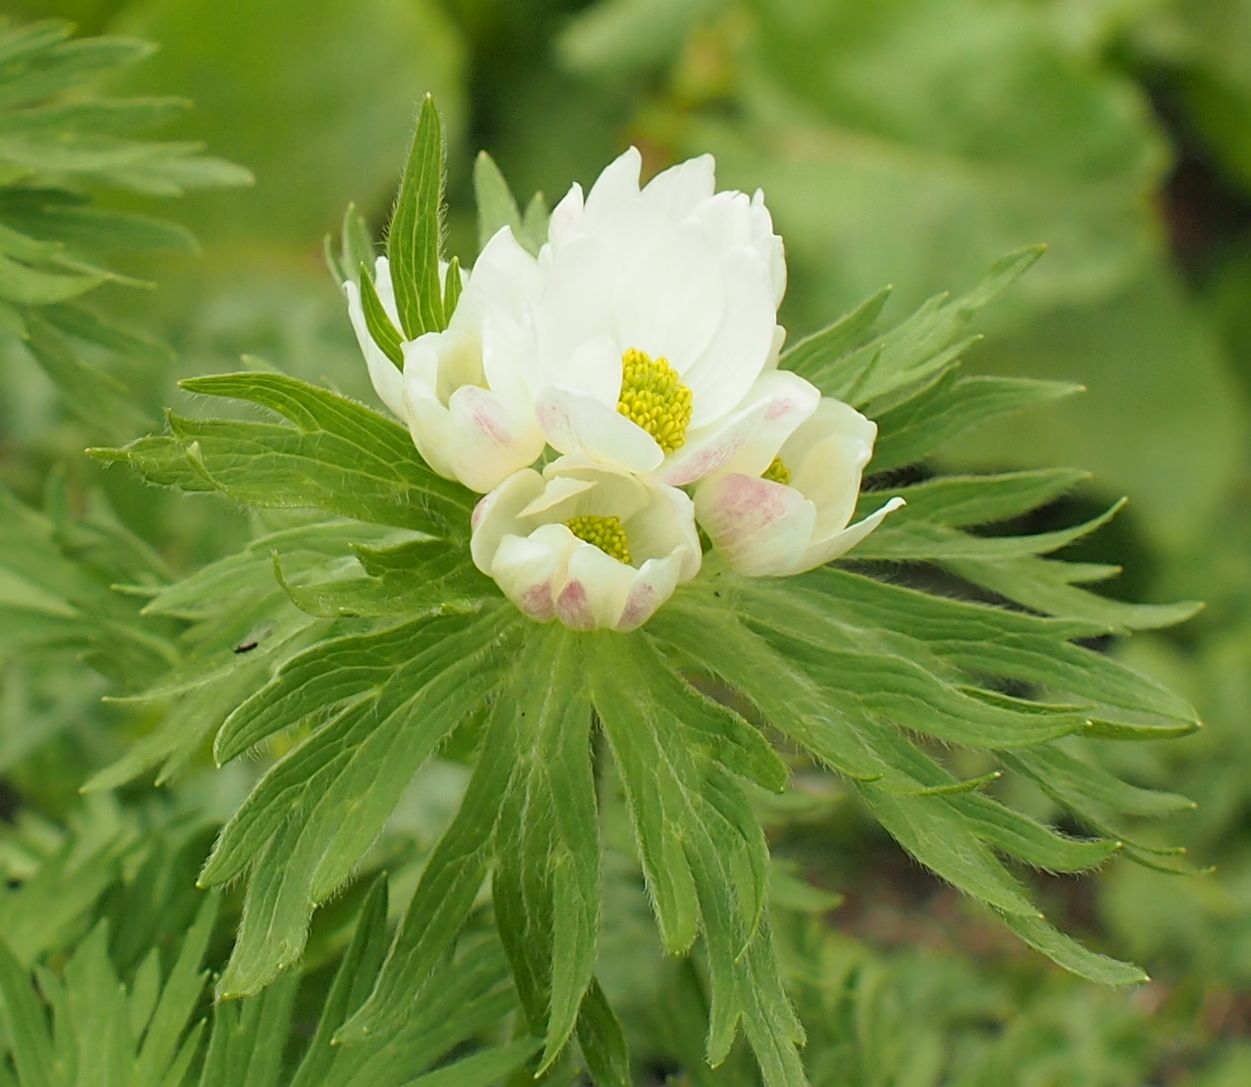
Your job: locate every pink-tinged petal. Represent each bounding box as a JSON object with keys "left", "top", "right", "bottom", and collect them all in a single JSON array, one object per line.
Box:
[
  {"left": 661, "top": 371, "right": 819, "bottom": 487},
  {"left": 554, "top": 578, "right": 593, "bottom": 629},
  {"left": 796, "top": 497, "right": 905, "bottom": 574},
  {"left": 536, "top": 385, "right": 663, "bottom": 473},
  {"left": 559, "top": 543, "right": 635, "bottom": 630},
  {"left": 491, "top": 532, "right": 566, "bottom": 622},
  {"left": 344, "top": 280, "right": 405, "bottom": 418},
  {"left": 441, "top": 385, "right": 546, "bottom": 493},
  {"left": 694, "top": 474, "right": 817, "bottom": 578},
  {"left": 616, "top": 552, "right": 689, "bottom": 632},
  {"left": 469, "top": 469, "right": 544, "bottom": 572}
]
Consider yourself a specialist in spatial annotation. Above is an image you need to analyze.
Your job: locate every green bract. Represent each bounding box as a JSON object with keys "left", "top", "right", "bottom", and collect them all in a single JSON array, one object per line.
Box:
[{"left": 88, "top": 99, "right": 1201, "bottom": 1085}]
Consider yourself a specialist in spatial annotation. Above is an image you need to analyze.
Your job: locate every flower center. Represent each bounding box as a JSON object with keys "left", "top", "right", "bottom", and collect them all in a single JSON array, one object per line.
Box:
[
  {"left": 617, "top": 347, "right": 693, "bottom": 455},
  {"left": 761, "top": 456, "right": 791, "bottom": 485},
  {"left": 565, "top": 514, "right": 633, "bottom": 564}
]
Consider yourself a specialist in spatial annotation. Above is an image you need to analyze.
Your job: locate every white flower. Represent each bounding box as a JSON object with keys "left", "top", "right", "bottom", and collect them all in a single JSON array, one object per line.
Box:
[
  {"left": 511, "top": 147, "right": 813, "bottom": 486},
  {"left": 344, "top": 229, "right": 547, "bottom": 494},
  {"left": 471, "top": 459, "right": 701, "bottom": 631},
  {"left": 694, "top": 399, "right": 904, "bottom": 577}
]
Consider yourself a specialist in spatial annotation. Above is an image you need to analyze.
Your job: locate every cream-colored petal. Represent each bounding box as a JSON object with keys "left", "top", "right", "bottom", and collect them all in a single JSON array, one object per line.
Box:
[
  {"left": 469, "top": 469, "right": 545, "bottom": 573},
  {"left": 518, "top": 476, "right": 597, "bottom": 520},
  {"left": 694, "top": 474, "right": 818, "bottom": 577},
  {"left": 536, "top": 385, "right": 663, "bottom": 473},
  {"left": 794, "top": 497, "right": 905, "bottom": 574},
  {"left": 542, "top": 458, "right": 654, "bottom": 522},
  {"left": 789, "top": 399, "right": 878, "bottom": 530},
  {"left": 616, "top": 552, "right": 688, "bottom": 632},
  {"left": 622, "top": 480, "right": 702, "bottom": 579},
  {"left": 344, "top": 280, "right": 406, "bottom": 418}
]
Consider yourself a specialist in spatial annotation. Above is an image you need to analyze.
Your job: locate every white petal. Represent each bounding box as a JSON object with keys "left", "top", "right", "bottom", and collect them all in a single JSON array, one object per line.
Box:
[
  {"left": 371, "top": 256, "right": 401, "bottom": 326},
  {"left": 456, "top": 226, "right": 542, "bottom": 347},
  {"left": 694, "top": 474, "right": 818, "bottom": 578},
  {"left": 611, "top": 221, "right": 725, "bottom": 375},
  {"left": 795, "top": 497, "right": 905, "bottom": 574},
  {"left": 681, "top": 246, "right": 778, "bottom": 425},
  {"left": 547, "top": 182, "right": 584, "bottom": 250},
  {"left": 582, "top": 147, "right": 643, "bottom": 225},
  {"left": 638, "top": 153, "right": 716, "bottom": 220},
  {"left": 344, "top": 279, "right": 406, "bottom": 418},
  {"left": 470, "top": 468, "right": 544, "bottom": 573},
  {"left": 536, "top": 385, "right": 663, "bottom": 473},
  {"left": 661, "top": 370, "right": 820, "bottom": 486}
]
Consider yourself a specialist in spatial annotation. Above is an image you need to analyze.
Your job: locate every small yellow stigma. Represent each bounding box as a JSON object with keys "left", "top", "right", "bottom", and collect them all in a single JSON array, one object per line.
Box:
[
  {"left": 565, "top": 514, "right": 633, "bottom": 564},
  {"left": 617, "top": 347, "right": 693, "bottom": 454},
  {"left": 761, "top": 457, "right": 791, "bottom": 485}
]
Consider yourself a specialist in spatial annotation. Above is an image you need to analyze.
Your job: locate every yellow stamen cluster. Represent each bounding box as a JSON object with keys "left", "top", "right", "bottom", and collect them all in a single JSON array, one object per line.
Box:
[
  {"left": 761, "top": 457, "right": 792, "bottom": 485},
  {"left": 565, "top": 514, "right": 633, "bottom": 565},
  {"left": 617, "top": 347, "right": 693, "bottom": 454}
]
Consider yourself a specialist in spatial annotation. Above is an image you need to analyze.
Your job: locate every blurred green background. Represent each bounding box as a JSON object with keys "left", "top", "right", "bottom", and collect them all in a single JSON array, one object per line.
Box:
[{"left": 3, "top": 0, "right": 1251, "bottom": 1082}]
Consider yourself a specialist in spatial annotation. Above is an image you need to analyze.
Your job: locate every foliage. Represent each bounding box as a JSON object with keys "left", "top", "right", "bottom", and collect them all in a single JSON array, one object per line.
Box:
[
  {"left": 5, "top": 2, "right": 1251, "bottom": 1084},
  {"left": 85, "top": 102, "right": 1201, "bottom": 1084}
]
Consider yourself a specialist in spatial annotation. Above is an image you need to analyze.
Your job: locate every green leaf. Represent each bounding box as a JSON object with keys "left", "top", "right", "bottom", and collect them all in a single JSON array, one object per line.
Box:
[
  {"left": 473, "top": 150, "right": 524, "bottom": 252},
  {"left": 652, "top": 602, "right": 886, "bottom": 783},
  {"left": 797, "top": 247, "right": 1043, "bottom": 404},
  {"left": 276, "top": 536, "right": 490, "bottom": 619},
  {"left": 134, "top": 895, "right": 217, "bottom": 1087},
  {"left": 357, "top": 262, "right": 404, "bottom": 369},
  {"left": 288, "top": 877, "right": 390, "bottom": 1087},
  {"left": 869, "top": 468, "right": 1090, "bottom": 527},
  {"left": 0, "top": 937, "right": 54, "bottom": 1087},
  {"left": 574, "top": 981, "right": 631, "bottom": 1087},
  {"left": 388, "top": 96, "right": 446, "bottom": 338},
  {"left": 855, "top": 781, "right": 1039, "bottom": 918},
  {"left": 996, "top": 911, "right": 1147, "bottom": 987},
  {"left": 327, "top": 202, "right": 374, "bottom": 284},
  {"left": 780, "top": 285, "right": 891, "bottom": 379},
  {"left": 205, "top": 611, "right": 517, "bottom": 996},
  {"left": 337, "top": 694, "right": 523, "bottom": 1044},
  {"left": 98, "top": 372, "right": 472, "bottom": 538},
  {"left": 871, "top": 371, "right": 1082, "bottom": 472},
  {"left": 588, "top": 633, "right": 799, "bottom": 1084},
  {"left": 491, "top": 627, "right": 600, "bottom": 1072}
]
